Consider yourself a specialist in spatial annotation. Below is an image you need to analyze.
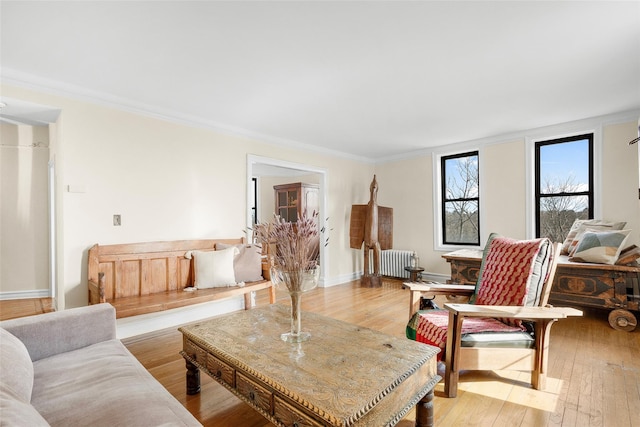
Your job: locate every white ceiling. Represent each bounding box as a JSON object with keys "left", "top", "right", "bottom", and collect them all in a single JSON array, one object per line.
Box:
[{"left": 1, "top": 1, "right": 639, "bottom": 161}]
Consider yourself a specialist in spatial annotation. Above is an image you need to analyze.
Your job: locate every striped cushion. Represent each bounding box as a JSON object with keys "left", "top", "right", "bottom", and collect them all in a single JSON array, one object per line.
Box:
[{"left": 460, "top": 331, "right": 534, "bottom": 348}]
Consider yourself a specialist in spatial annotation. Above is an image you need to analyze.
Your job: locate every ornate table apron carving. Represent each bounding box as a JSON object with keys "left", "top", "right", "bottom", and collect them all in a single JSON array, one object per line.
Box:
[{"left": 180, "top": 304, "right": 440, "bottom": 427}]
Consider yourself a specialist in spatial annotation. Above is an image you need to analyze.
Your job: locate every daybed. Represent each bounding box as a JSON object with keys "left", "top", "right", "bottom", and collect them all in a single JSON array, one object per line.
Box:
[{"left": 0, "top": 303, "right": 201, "bottom": 426}]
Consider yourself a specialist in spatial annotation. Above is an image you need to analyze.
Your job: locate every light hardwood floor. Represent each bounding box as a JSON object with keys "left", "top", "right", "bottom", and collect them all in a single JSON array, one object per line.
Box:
[
  {"left": 0, "top": 297, "right": 55, "bottom": 321},
  {"left": 123, "top": 279, "right": 640, "bottom": 427}
]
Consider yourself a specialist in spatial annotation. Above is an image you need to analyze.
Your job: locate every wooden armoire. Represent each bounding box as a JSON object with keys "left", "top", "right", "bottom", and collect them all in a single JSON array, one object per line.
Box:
[{"left": 273, "top": 182, "right": 319, "bottom": 222}]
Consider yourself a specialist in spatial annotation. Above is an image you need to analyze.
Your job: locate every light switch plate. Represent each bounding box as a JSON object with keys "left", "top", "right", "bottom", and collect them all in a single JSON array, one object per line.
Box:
[{"left": 67, "top": 185, "right": 85, "bottom": 193}]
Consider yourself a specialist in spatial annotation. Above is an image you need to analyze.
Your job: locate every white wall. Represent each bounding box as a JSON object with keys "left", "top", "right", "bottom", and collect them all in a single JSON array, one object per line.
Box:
[
  {"left": 601, "top": 122, "right": 640, "bottom": 245},
  {"left": 3, "top": 83, "right": 638, "bottom": 312},
  {"left": 376, "top": 118, "right": 640, "bottom": 276},
  {"left": 374, "top": 155, "right": 435, "bottom": 270},
  {"left": 483, "top": 140, "right": 527, "bottom": 238},
  {"left": 1, "top": 84, "right": 371, "bottom": 309},
  {"left": 0, "top": 124, "right": 50, "bottom": 294}
]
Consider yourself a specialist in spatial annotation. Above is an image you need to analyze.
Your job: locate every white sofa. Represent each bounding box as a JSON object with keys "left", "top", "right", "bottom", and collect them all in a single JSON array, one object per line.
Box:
[{"left": 0, "top": 303, "right": 201, "bottom": 426}]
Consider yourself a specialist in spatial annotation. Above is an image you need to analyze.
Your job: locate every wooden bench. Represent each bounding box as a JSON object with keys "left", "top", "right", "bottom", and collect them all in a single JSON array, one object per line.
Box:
[{"left": 88, "top": 238, "right": 276, "bottom": 319}]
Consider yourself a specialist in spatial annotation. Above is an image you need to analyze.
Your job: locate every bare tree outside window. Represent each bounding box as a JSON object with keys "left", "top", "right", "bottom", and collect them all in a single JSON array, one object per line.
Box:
[
  {"left": 536, "top": 135, "right": 593, "bottom": 242},
  {"left": 539, "top": 175, "right": 589, "bottom": 242},
  {"left": 442, "top": 152, "right": 480, "bottom": 245}
]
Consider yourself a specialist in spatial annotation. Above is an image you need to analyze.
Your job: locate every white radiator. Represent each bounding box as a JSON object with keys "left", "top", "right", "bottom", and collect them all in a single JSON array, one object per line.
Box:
[{"left": 368, "top": 249, "right": 413, "bottom": 279}]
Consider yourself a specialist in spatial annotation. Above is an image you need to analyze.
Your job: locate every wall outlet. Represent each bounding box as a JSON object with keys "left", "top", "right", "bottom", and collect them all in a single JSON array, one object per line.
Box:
[{"left": 113, "top": 214, "right": 121, "bottom": 226}]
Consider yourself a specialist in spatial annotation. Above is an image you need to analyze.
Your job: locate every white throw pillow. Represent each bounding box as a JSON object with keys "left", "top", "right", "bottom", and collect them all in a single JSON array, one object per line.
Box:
[{"left": 192, "top": 248, "right": 237, "bottom": 288}]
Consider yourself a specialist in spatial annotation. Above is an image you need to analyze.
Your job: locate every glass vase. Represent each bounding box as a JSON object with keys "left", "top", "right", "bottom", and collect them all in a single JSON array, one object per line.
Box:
[{"left": 271, "top": 267, "right": 319, "bottom": 343}]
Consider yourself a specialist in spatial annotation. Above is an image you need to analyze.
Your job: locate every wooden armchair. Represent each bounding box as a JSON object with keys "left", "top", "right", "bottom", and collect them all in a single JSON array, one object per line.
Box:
[{"left": 405, "top": 234, "right": 582, "bottom": 398}]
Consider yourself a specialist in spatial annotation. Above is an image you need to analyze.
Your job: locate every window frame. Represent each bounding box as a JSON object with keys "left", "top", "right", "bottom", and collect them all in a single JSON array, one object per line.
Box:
[
  {"left": 533, "top": 133, "right": 594, "bottom": 239},
  {"left": 525, "top": 123, "right": 602, "bottom": 241},
  {"left": 433, "top": 149, "right": 482, "bottom": 250}
]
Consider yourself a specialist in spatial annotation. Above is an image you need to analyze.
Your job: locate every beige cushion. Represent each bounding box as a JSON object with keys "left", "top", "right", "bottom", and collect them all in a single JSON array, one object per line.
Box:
[
  {"left": 217, "top": 243, "right": 264, "bottom": 283},
  {"left": 568, "top": 224, "right": 627, "bottom": 257},
  {"left": 569, "top": 229, "right": 631, "bottom": 265},
  {"left": 0, "top": 327, "right": 34, "bottom": 402},
  {"left": 192, "top": 248, "right": 238, "bottom": 288},
  {"left": 31, "top": 340, "right": 201, "bottom": 426},
  {"left": 561, "top": 219, "right": 626, "bottom": 255}
]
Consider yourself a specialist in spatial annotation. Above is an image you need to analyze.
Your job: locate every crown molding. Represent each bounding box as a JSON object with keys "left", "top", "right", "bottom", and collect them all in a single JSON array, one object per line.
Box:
[
  {"left": 377, "top": 108, "right": 640, "bottom": 164},
  {"left": 3, "top": 67, "right": 637, "bottom": 166},
  {"left": 1, "top": 68, "right": 375, "bottom": 164}
]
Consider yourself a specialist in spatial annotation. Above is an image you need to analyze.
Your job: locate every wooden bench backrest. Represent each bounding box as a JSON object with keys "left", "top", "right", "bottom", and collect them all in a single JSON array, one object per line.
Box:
[{"left": 88, "top": 238, "right": 245, "bottom": 301}]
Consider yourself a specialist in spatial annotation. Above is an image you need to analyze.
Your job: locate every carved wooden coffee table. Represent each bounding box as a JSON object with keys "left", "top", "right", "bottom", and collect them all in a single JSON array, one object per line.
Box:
[{"left": 179, "top": 304, "right": 440, "bottom": 427}]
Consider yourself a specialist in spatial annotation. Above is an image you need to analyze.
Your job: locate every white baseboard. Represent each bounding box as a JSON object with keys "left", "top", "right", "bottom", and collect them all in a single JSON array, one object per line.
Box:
[
  {"left": 320, "top": 272, "right": 360, "bottom": 288},
  {"left": 344, "top": 271, "right": 452, "bottom": 285},
  {"left": 0, "top": 289, "right": 51, "bottom": 300},
  {"left": 116, "top": 296, "right": 245, "bottom": 340}
]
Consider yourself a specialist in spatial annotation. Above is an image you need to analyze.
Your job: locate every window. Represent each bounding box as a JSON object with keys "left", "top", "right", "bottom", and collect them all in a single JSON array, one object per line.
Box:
[
  {"left": 535, "top": 133, "right": 593, "bottom": 241},
  {"left": 441, "top": 151, "right": 480, "bottom": 245}
]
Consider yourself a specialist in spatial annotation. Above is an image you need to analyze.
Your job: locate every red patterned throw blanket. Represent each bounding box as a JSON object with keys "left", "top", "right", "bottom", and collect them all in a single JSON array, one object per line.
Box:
[{"left": 406, "top": 310, "right": 525, "bottom": 360}]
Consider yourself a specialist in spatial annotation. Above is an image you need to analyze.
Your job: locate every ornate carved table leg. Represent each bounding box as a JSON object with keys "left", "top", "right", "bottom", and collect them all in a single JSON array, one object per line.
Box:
[
  {"left": 186, "top": 359, "right": 201, "bottom": 395},
  {"left": 415, "top": 389, "right": 435, "bottom": 427}
]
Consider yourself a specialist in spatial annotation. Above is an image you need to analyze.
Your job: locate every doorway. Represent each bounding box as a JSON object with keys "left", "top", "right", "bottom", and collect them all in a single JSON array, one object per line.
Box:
[
  {"left": 0, "top": 98, "right": 61, "bottom": 302},
  {"left": 247, "top": 155, "right": 328, "bottom": 286}
]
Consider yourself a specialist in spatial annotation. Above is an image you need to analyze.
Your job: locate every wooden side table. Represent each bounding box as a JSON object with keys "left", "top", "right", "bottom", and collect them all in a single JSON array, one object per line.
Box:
[{"left": 405, "top": 266, "right": 425, "bottom": 282}]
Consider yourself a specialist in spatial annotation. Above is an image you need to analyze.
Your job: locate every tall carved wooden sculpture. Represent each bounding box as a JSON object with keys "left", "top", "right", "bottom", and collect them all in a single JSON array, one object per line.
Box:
[{"left": 349, "top": 175, "right": 393, "bottom": 286}]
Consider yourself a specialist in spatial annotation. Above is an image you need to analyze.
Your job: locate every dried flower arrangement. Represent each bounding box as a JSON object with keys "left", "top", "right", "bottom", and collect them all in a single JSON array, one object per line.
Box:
[
  {"left": 255, "top": 210, "right": 322, "bottom": 293},
  {"left": 255, "top": 210, "right": 329, "bottom": 342}
]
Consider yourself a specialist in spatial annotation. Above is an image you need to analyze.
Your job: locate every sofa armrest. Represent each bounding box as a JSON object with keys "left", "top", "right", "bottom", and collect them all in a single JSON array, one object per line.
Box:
[{"left": 0, "top": 303, "right": 116, "bottom": 362}]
